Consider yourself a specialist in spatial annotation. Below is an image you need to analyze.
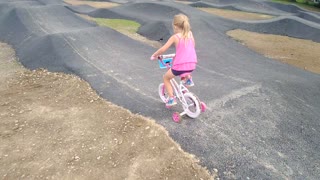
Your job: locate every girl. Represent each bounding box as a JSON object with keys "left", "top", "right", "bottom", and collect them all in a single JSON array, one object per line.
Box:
[{"left": 151, "top": 13, "right": 197, "bottom": 106}]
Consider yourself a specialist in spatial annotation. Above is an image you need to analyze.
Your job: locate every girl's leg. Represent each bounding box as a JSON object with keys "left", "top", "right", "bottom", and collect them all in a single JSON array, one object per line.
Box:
[{"left": 163, "top": 69, "right": 175, "bottom": 97}]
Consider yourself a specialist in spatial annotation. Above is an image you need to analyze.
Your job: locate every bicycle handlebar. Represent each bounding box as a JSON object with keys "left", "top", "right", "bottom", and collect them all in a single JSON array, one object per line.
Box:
[
  {"left": 158, "top": 53, "right": 175, "bottom": 60},
  {"left": 150, "top": 53, "right": 175, "bottom": 61}
]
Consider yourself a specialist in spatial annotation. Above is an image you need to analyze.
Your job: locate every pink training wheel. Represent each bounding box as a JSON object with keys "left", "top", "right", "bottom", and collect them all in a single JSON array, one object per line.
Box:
[
  {"left": 172, "top": 112, "right": 181, "bottom": 123},
  {"left": 200, "top": 102, "right": 207, "bottom": 112}
]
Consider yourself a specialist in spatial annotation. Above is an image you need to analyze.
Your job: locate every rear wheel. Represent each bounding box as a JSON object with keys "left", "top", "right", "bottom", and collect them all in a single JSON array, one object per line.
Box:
[{"left": 183, "top": 92, "right": 201, "bottom": 118}]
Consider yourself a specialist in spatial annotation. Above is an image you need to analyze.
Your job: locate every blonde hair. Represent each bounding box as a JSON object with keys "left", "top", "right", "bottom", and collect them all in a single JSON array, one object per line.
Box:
[{"left": 173, "top": 14, "right": 191, "bottom": 39}]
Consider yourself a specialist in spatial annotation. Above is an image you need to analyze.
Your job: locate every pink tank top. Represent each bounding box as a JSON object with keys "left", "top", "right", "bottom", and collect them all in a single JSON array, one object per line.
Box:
[{"left": 172, "top": 33, "right": 197, "bottom": 71}]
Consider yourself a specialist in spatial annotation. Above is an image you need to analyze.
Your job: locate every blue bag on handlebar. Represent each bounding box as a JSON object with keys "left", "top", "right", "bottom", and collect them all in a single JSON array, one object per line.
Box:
[{"left": 158, "top": 58, "right": 172, "bottom": 69}]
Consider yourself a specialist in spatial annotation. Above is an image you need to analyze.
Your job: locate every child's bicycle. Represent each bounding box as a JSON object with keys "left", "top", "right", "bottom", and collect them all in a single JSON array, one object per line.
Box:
[{"left": 152, "top": 54, "right": 206, "bottom": 123}]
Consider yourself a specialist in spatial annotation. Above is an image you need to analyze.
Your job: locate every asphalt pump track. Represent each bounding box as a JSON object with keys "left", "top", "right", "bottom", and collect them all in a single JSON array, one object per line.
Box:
[{"left": 1, "top": 0, "right": 320, "bottom": 179}]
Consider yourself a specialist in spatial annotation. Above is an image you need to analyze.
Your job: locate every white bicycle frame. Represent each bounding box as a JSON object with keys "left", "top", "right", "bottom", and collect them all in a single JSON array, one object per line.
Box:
[
  {"left": 170, "top": 78, "right": 192, "bottom": 113},
  {"left": 156, "top": 54, "right": 206, "bottom": 122},
  {"left": 159, "top": 54, "right": 195, "bottom": 113}
]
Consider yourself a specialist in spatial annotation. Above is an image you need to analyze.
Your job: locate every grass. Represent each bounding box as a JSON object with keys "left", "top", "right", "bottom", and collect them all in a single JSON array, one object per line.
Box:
[
  {"left": 272, "top": 0, "right": 320, "bottom": 12},
  {"left": 93, "top": 18, "right": 140, "bottom": 34},
  {"left": 77, "top": 14, "right": 162, "bottom": 48}
]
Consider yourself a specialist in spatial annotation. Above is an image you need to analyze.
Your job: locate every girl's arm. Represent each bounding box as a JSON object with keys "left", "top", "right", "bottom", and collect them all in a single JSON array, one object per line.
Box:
[{"left": 152, "top": 35, "right": 176, "bottom": 58}]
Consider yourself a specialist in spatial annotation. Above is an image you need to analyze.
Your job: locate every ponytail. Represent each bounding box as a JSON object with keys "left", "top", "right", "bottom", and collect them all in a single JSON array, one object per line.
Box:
[{"left": 173, "top": 14, "right": 191, "bottom": 39}]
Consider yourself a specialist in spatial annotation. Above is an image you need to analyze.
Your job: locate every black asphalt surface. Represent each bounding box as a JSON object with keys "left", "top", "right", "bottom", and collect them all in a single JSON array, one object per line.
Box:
[{"left": 1, "top": 0, "right": 320, "bottom": 179}]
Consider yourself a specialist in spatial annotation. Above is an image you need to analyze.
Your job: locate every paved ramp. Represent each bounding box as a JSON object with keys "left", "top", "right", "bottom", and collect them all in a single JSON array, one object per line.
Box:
[{"left": 0, "top": 0, "right": 319, "bottom": 179}]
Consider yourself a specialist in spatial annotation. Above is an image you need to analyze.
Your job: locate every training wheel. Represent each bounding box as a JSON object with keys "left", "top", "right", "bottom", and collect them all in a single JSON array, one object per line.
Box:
[
  {"left": 172, "top": 112, "right": 181, "bottom": 123},
  {"left": 200, "top": 102, "right": 207, "bottom": 112}
]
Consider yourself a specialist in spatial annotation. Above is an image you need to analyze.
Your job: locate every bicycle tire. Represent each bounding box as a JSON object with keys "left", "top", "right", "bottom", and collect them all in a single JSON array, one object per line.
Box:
[{"left": 183, "top": 92, "right": 201, "bottom": 118}]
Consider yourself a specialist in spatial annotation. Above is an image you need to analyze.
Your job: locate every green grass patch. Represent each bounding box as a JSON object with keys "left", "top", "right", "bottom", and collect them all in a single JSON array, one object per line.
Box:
[
  {"left": 296, "top": 0, "right": 307, "bottom": 3},
  {"left": 93, "top": 18, "right": 140, "bottom": 34},
  {"left": 271, "top": 0, "right": 291, "bottom": 4},
  {"left": 272, "top": 0, "right": 320, "bottom": 12}
]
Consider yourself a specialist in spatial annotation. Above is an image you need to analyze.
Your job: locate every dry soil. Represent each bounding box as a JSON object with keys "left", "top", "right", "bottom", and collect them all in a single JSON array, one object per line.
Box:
[
  {"left": 227, "top": 29, "right": 320, "bottom": 74},
  {"left": 198, "top": 8, "right": 274, "bottom": 21},
  {"left": 64, "top": 0, "right": 119, "bottom": 9}
]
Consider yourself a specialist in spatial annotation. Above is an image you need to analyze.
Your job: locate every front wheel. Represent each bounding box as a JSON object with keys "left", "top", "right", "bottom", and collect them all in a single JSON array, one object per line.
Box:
[{"left": 183, "top": 92, "right": 201, "bottom": 118}]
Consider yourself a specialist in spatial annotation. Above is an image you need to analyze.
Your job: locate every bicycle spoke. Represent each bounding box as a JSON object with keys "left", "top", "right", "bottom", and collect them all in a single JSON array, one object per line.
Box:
[{"left": 188, "top": 103, "right": 195, "bottom": 107}]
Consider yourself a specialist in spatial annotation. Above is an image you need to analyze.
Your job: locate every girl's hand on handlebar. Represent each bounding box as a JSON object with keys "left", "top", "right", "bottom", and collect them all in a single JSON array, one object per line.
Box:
[
  {"left": 150, "top": 55, "right": 156, "bottom": 61},
  {"left": 150, "top": 55, "right": 162, "bottom": 60}
]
